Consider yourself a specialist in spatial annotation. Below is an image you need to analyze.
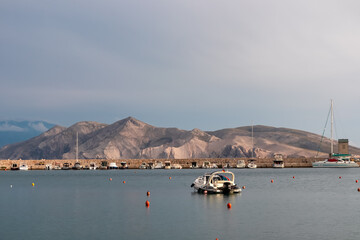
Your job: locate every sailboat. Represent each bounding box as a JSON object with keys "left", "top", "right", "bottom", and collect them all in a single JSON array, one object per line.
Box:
[
  {"left": 247, "top": 124, "right": 257, "bottom": 169},
  {"left": 312, "top": 100, "right": 358, "bottom": 168}
]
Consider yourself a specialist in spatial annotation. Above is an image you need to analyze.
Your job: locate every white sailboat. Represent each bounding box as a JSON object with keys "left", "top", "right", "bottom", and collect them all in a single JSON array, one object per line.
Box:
[
  {"left": 247, "top": 124, "right": 257, "bottom": 169},
  {"left": 312, "top": 100, "right": 358, "bottom": 168}
]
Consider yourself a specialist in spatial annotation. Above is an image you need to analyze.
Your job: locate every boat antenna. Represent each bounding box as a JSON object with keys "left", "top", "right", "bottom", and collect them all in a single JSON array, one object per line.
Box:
[{"left": 330, "top": 99, "right": 334, "bottom": 156}]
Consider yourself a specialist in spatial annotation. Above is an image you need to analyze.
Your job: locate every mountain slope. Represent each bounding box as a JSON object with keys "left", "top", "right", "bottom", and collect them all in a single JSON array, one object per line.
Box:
[{"left": 0, "top": 117, "right": 359, "bottom": 160}]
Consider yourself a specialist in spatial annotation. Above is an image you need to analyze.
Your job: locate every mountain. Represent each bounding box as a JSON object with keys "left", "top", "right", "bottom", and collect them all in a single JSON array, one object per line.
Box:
[
  {"left": 0, "top": 120, "right": 56, "bottom": 147},
  {"left": 1, "top": 117, "right": 359, "bottom": 160}
]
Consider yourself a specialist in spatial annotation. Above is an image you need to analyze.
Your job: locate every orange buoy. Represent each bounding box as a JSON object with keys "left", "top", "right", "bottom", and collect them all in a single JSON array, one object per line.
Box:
[
  {"left": 109, "top": 178, "right": 112, "bottom": 181},
  {"left": 169, "top": 177, "right": 171, "bottom": 180},
  {"left": 147, "top": 191, "right": 150, "bottom": 196},
  {"left": 356, "top": 180, "right": 358, "bottom": 183},
  {"left": 216, "top": 238, "right": 219, "bottom": 240},
  {"left": 242, "top": 186, "right": 246, "bottom": 189},
  {"left": 271, "top": 179, "right": 274, "bottom": 183},
  {"left": 358, "top": 188, "right": 360, "bottom": 192},
  {"left": 123, "top": 181, "right": 126, "bottom": 184},
  {"left": 145, "top": 200, "right": 150, "bottom": 207},
  {"left": 227, "top": 203, "right": 232, "bottom": 209}
]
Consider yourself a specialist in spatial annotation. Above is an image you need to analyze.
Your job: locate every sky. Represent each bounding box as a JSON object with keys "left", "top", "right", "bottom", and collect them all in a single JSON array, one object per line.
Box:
[{"left": 1, "top": 0, "right": 360, "bottom": 145}]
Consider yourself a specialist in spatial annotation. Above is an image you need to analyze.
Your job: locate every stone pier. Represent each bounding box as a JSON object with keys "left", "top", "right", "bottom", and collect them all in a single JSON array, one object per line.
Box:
[{"left": 0, "top": 157, "right": 324, "bottom": 170}]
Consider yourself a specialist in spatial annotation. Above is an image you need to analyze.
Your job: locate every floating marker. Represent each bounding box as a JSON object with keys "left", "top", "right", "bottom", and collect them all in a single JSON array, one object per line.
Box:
[
  {"left": 169, "top": 177, "right": 171, "bottom": 180},
  {"left": 32, "top": 183, "right": 35, "bottom": 187},
  {"left": 356, "top": 180, "right": 358, "bottom": 183},
  {"left": 204, "top": 190, "right": 208, "bottom": 194},
  {"left": 145, "top": 200, "right": 150, "bottom": 207},
  {"left": 271, "top": 179, "right": 274, "bottom": 183},
  {"left": 227, "top": 203, "right": 232, "bottom": 209},
  {"left": 293, "top": 176, "right": 295, "bottom": 179},
  {"left": 109, "top": 178, "right": 112, "bottom": 181},
  {"left": 147, "top": 191, "right": 150, "bottom": 196},
  {"left": 358, "top": 188, "right": 360, "bottom": 192},
  {"left": 123, "top": 181, "right": 126, "bottom": 184},
  {"left": 339, "top": 176, "right": 342, "bottom": 179},
  {"left": 242, "top": 186, "right": 246, "bottom": 189}
]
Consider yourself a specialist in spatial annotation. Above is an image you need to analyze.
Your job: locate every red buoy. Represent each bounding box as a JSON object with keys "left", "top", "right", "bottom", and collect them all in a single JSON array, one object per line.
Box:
[
  {"left": 339, "top": 176, "right": 342, "bottom": 179},
  {"left": 271, "top": 179, "right": 274, "bottom": 183},
  {"left": 358, "top": 188, "right": 360, "bottom": 192},
  {"left": 293, "top": 176, "right": 295, "bottom": 179},
  {"left": 145, "top": 200, "right": 150, "bottom": 207},
  {"left": 242, "top": 186, "right": 246, "bottom": 189},
  {"left": 356, "top": 180, "right": 358, "bottom": 183},
  {"left": 147, "top": 191, "right": 150, "bottom": 196},
  {"left": 227, "top": 203, "right": 232, "bottom": 209},
  {"left": 109, "top": 178, "right": 112, "bottom": 181},
  {"left": 169, "top": 177, "right": 171, "bottom": 180},
  {"left": 123, "top": 181, "right": 126, "bottom": 184}
]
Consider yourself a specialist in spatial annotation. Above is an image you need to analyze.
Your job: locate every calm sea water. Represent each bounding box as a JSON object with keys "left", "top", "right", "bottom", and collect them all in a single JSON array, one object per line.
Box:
[{"left": 1, "top": 168, "right": 360, "bottom": 240}]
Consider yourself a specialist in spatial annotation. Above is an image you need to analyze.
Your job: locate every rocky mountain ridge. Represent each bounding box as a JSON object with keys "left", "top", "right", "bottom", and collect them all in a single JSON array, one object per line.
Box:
[{"left": 1, "top": 117, "right": 359, "bottom": 160}]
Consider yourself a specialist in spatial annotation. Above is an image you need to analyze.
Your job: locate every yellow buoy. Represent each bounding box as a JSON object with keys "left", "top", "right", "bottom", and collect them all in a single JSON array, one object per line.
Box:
[{"left": 32, "top": 183, "right": 35, "bottom": 187}]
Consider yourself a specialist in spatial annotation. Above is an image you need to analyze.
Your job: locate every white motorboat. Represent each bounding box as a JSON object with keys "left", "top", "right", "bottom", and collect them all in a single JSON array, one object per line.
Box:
[
  {"left": 45, "top": 164, "right": 52, "bottom": 170},
  {"left": 191, "top": 170, "right": 242, "bottom": 194},
  {"left": 154, "top": 161, "right": 164, "bottom": 169},
  {"left": 171, "top": 164, "right": 182, "bottom": 169},
  {"left": 236, "top": 160, "right": 246, "bottom": 168},
  {"left": 273, "top": 154, "right": 285, "bottom": 168},
  {"left": 19, "top": 164, "right": 29, "bottom": 171},
  {"left": 247, "top": 159, "right": 257, "bottom": 168},
  {"left": 108, "top": 162, "right": 118, "bottom": 169}
]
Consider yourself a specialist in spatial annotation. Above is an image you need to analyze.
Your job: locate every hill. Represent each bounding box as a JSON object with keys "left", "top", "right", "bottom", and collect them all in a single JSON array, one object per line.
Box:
[{"left": 0, "top": 117, "right": 359, "bottom": 159}]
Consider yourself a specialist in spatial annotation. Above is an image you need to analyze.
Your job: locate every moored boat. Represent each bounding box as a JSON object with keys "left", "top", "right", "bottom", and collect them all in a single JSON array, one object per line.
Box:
[
  {"left": 236, "top": 160, "right": 246, "bottom": 168},
  {"left": 247, "top": 159, "right": 257, "bottom": 169},
  {"left": 191, "top": 170, "right": 241, "bottom": 194},
  {"left": 273, "top": 154, "right": 285, "bottom": 168},
  {"left": 108, "top": 162, "right": 118, "bottom": 169},
  {"left": 19, "top": 164, "right": 29, "bottom": 171}
]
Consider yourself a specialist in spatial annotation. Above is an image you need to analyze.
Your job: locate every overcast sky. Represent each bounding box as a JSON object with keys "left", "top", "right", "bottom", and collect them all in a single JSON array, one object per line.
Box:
[{"left": 1, "top": 0, "right": 360, "bottom": 145}]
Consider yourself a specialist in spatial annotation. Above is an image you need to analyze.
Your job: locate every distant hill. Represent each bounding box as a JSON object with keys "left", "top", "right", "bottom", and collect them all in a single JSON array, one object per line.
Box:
[
  {"left": 0, "top": 117, "right": 359, "bottom": 160},
  {"left": 0, "top": 120, "right": 55, "bottom": 148}
]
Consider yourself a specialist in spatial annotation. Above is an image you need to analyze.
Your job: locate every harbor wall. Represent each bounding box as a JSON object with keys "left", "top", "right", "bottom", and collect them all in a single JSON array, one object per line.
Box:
[{"left": 0, "top": 157, "right": 327, "bottom": 170}]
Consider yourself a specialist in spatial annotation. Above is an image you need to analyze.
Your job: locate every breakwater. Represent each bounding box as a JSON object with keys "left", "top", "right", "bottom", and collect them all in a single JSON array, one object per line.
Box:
[{"left": 0, "top": 157, "right": 326, "bottom": 170}]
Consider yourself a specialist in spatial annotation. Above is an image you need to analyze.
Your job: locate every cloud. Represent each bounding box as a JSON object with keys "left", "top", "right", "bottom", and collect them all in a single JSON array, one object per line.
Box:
[
  {"left": 0, "top": 123, "right": 25, "bottom": 132},
  {"left": 28, "top": 122, "right": 49, "bottom": 132}
]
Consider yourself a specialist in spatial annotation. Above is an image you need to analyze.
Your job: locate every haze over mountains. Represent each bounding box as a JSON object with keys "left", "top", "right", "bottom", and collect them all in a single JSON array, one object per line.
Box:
[
  {"left": 0, "top": 120, "right": 55, "bottom": 148},
  {"left": 1, "top": 117, "right": 359, "bottom": 160}
]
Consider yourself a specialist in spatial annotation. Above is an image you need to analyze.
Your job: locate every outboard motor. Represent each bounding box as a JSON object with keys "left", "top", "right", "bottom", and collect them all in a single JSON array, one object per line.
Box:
[
  {"left": 190, "top": 183, "right": 195, "bottom": 187},
  {"left": 223, "top": 182, "right": 231, "bottom": 194}
]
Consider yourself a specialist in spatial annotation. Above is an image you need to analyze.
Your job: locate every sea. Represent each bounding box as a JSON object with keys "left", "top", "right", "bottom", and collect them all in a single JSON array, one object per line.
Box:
[{"left": 1, "top": 168, "right": 360, "bottom": 240}]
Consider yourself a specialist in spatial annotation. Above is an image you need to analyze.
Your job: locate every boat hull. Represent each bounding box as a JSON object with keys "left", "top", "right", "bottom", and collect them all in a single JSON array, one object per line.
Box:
[{"left": 312, "top": 162, "right": 359, "bottom": 168}]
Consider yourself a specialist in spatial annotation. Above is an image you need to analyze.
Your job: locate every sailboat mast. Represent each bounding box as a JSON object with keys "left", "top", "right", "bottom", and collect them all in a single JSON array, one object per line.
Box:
[
  {"left": 76, "top": 132, "right": 79, "bottom": 161},
  {"left": 330, "top": 99, "right": 334, "bottom": 156},
  {"left": 251, "top": 124, "right": 254, "bottom": 158}
]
